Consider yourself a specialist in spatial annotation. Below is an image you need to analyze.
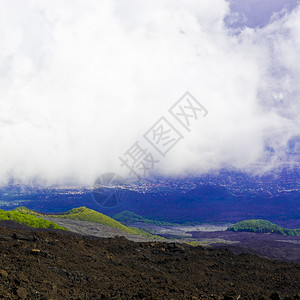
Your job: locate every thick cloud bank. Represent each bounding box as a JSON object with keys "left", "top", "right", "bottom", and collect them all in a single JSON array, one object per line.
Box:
[{"left": 0, "top": 0, "right": 299, "bottom": 185}]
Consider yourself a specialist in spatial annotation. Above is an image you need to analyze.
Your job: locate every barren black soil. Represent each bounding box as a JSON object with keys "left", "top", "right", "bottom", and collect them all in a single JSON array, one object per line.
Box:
[
  {"left": 190, "top": 231, "right": 300, "bottom": 264},
  {"left": 0, "top": 222, "right": 299, "bottom": 300}
]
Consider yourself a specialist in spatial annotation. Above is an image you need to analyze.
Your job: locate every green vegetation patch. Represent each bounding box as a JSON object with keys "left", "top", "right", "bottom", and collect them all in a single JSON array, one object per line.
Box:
[
  {"left": 113, "top": 210, "right": 176, "bottom": 226},
  {"left": 227, "top": 219, "right": 300, "bottom": 236},
  {"left": 15, "top": 206, "right": 163, "bottom": 239},
  {"left": 0, "top": 209, "right": 67, "bottom": 230}
]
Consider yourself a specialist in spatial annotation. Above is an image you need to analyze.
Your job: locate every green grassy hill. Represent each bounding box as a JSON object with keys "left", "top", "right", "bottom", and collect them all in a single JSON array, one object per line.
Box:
[
  {"left": 113, "top": 210, "right": 175, "bottom": 226},
  {"left": 14, "top": 207, "right": 163, "bottom": 239},
  {"left": 227, "top": 219, "right": 300, "bottom": 236},
  {"left": 0, "top": 209, "right": 67, "bottom": 230}
]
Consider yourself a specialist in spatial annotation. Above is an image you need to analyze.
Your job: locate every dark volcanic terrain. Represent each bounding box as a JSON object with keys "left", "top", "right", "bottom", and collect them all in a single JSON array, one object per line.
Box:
[
  {"left": 41, "top": 217, "right": 300, "bottom": 263},
  {"left": 0, "top": 222, "right": 299, "bottom": 299},
  {"left": 190, "top": 230, "right": 300, "bottom": 264}
]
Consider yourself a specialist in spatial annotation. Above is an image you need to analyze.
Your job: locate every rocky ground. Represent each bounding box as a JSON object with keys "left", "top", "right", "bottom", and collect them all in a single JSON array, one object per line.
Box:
[
  {"left": 190, "top": 230, "right": 300, "bottom": 264},
  {"left": 0, "top": 221, "right": 299, "bottom": 299},
  {"left": 42, "top": 217, "right": 159, "bottom": 242},
  {"left": 42, "top": 218, "right": 300, "bottom": 264}
]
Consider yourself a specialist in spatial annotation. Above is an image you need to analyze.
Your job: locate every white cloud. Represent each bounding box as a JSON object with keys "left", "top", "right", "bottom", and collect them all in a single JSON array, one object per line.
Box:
[{"left": 0, "top": 0, "right": 299, "bottom": 185}]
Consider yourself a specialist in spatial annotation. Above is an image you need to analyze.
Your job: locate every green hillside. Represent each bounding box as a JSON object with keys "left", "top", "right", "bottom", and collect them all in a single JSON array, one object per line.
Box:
[
  {"left": 113, "top": 210, "right": 175, "bottom": 226},
  {"left": 0, "top": 209, "right": 67, "bottom": 230},
  {"left": 227, "top": 219, "right": 300, "bottom": 236},
  {"left": 14, "top": 206, "right": 163, "bottom": 239}
]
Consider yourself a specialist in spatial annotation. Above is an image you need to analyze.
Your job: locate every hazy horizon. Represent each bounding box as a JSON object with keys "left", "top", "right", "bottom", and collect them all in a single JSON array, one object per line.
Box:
[{"left": 0, "top": 0, "right": 299, "bottom": 186}]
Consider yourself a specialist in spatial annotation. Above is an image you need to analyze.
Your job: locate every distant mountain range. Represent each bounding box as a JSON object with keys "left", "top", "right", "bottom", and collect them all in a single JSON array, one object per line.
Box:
[{"left": 0, "top": 167, "right": 299, "bottom": 228}]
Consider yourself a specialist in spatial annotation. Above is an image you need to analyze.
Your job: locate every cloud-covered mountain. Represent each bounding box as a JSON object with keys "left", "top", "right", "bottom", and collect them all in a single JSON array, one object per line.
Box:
[{"left": 0, "top": 0, "right": 299, "bottom": 186}]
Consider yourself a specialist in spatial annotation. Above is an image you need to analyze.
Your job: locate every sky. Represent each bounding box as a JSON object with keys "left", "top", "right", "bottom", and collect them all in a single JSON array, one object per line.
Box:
[{"left": 0, "top": 0, "right": 299, "bottom": 186}]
